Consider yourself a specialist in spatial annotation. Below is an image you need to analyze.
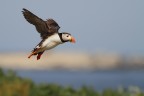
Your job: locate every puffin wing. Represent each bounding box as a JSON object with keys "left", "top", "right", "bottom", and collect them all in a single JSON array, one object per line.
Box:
[
  {"left": 22, "top": 8, "right": 60, "bottom": 39},
  {"left": 46, "top": 19, "right": 60, "bottom": 33}
]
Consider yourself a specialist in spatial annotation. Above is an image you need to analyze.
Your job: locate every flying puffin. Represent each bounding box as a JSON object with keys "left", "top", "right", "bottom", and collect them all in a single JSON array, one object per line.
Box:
[{"left": 22, "top": 8, "right": 75, "bottom": 60}]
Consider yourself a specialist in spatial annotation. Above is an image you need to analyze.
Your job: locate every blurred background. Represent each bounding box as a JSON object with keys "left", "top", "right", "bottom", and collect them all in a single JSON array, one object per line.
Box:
[{"left": 0, "top": 0, "right": 144, "bottom": 96}]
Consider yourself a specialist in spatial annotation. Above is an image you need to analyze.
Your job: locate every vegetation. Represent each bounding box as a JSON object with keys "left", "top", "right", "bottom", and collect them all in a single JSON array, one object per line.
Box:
[{"left": 0, "top": 68, "right": 143, "bottom": 96}]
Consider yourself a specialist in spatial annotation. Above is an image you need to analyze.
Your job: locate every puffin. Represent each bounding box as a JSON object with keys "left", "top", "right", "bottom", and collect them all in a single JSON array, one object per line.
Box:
[{"left": 22, "top": 8, "right": 75, "bottom": 60}]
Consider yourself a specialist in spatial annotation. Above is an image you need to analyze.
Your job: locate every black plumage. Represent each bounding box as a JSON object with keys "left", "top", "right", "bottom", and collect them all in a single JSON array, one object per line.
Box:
[{"left": 22, "top": 8, "right": 60, "bottom": 39}]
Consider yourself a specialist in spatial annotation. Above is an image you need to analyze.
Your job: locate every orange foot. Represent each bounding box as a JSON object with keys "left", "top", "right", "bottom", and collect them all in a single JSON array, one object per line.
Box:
[
  {"left": 37, "top": 51, "right": 44, "bottom": 60},
  {"left": 28, "top": 52, "right": 36, "bottom": 59}
]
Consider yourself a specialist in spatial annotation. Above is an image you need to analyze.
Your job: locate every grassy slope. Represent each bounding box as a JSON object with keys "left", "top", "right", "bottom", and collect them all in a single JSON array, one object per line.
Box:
[{"left": 0, "top": 68, "right": 143, "bottom": 96}]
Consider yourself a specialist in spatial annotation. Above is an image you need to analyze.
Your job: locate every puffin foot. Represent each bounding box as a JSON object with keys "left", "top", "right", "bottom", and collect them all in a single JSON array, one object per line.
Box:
[
  {"left": 28, "top": 52, "right": 35, "bottom": 59},
  {"left": 37, "top": 51, "right": 44, "bottom": 60}
]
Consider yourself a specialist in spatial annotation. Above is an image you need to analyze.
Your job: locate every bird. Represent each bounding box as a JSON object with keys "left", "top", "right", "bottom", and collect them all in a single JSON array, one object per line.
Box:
[{"left": 22, "top": 8, "right": 75, "bottom": 60}]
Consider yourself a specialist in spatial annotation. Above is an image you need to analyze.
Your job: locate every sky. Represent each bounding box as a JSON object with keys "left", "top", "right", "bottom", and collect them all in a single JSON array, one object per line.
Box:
[{"left": 0, "top": 0, "right": 144, "bottom": 54}]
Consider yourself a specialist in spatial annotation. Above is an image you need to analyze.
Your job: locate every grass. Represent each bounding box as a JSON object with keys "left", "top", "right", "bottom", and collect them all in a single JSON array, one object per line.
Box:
[{"left": 0, "top": 68, "right": 143, "bottom": 96}]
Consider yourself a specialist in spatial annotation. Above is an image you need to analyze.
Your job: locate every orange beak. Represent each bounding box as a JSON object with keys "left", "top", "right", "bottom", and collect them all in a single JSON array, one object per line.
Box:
[{"left": 70, "top": 36, "right": 76, "bottom": 43}]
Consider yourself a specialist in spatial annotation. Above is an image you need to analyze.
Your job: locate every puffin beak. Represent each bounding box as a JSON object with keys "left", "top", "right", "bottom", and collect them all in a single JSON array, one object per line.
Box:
[{"left": 70, "top": 36, "right": 76, "bottom": 43}]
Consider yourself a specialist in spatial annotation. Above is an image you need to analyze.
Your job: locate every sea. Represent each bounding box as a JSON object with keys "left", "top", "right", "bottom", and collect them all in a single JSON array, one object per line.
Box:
[{"left": 16, "top": 69, "right": 144, "bottom": 91}]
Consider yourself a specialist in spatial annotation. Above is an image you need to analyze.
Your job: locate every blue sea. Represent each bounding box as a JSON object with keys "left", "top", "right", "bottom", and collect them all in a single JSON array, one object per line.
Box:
[{"left": 17, "top": 69, "right": 144, "bottom": 91}]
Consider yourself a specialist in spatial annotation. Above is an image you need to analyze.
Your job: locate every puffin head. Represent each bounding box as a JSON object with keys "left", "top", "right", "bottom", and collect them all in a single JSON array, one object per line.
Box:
[{"left": 60, "top": 32, "right": 76, "bottom": 43}]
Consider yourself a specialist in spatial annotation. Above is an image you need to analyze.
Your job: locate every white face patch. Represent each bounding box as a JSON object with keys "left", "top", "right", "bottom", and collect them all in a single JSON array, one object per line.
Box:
[{"left": 62, "top": 34, "right": 71, "bottom": 42}]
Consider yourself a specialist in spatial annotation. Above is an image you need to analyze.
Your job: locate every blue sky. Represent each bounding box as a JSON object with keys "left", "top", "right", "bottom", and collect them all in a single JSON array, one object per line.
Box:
[{"left": 0, "top": 0, "right": 144, "bottom": 54}]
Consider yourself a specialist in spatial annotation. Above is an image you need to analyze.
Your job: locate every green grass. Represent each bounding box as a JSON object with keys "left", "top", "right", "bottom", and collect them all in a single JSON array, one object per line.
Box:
[{"left": 0, "top": 68, "right": 143, "bottom": 96}]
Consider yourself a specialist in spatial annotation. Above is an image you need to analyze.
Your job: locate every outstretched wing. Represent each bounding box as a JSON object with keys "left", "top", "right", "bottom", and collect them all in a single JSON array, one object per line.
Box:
[
  {"left": 22, "top": 8, "right": 60, "bottom": 39},
  {"left": 46, "top": 19, "right": 60, "bottom": 33}
]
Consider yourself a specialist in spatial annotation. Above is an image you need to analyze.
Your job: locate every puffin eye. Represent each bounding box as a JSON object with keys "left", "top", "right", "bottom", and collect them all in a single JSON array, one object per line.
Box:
[{"left": 67, "top": 35, "right": 69, "bottom": 37}]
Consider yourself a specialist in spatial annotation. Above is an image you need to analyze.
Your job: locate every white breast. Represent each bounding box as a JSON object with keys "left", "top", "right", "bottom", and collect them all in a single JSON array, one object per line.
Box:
[{"left": 42, "top": 34, "right": 63, "bottom": 50}]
